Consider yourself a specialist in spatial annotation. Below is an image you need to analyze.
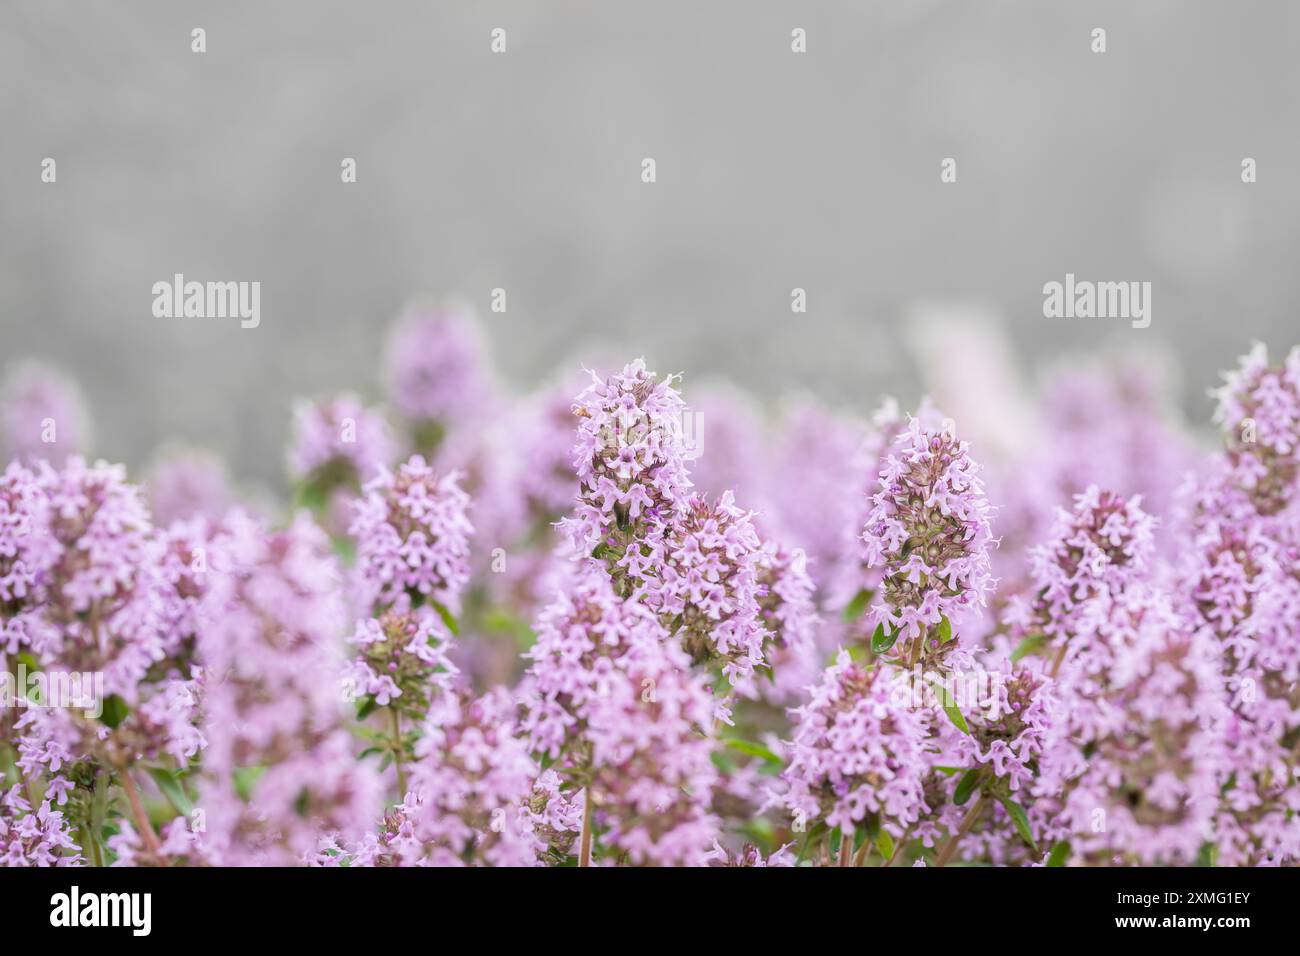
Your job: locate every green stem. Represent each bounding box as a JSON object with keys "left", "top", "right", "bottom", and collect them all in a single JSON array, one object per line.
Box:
[
  {"left": 389, "top": 708, "right": 407, "bottom": 799},
  {"left": 578, "top": 791, "right": 594, "bottom": 867},
  {"left": 935, "top": 794, "right": 986, "bottom": 867},
  {"left": 852, "top": 833, "right": 874, "bottom": 867}
]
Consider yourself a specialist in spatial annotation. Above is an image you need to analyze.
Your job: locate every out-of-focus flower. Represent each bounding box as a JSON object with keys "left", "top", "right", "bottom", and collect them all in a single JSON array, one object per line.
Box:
[
  {"left": 766, "top": 398, "right": 865, "bottom": 597},
  {"left": 518, "top": 564, "right": 671, "bottom": 760},
  {"left": 0, "top": 461, "right": 55, "bottom": 656},
  {"left": 518, "top": 565, "right": 719, "bottom": 865},
  {"left": 287, "top": 393, "right": 395, "bottom": 491},
  {"left": 684, "top": 383, "right": 767, "bottom": 508},
  {"left": 1213, "top": 343, "right": 1300, "bottom": 517},
  {"left": 33, "top": 458, "right": 165, "bottom": 702},
  {"left": 108, "top": 818, "right": 212, "bottom": 867},
  {"left": 144, "top": 448, "right": 233, "bottom": 525},
  {"left": 1, "top": 361, "right": 90, "bottom": 467},
  {"left": 336, "top": 688, "right": 541, "bottom": 867},
  {"left": 198, "top": 511, "right": 381, "bottom": 866},
  {"left": 1176, "top": 394, "right": 1300, "bottom": 865},
  {"left": 384, "top": 307, "right": 495, "bottom": 450},
  {"left": 1039, "top": 615, "right": 1228, "bottom": 866},
  {"left": 704, "top": 840, "right": 795, "bottom": 867},
  {"left": 154, "top": 515, "right": 223, "bottom": 676},
  {"left": 751, "top": 541, "right": 820, "bottom": 704}
]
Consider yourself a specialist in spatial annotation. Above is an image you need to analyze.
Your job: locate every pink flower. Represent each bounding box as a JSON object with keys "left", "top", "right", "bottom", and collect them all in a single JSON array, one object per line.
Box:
[
  {"left": 861, "top": 419, "right": 995, "bottom": 665},
  {"left": 287, "top": 393, "right": 395, "bottom": 489},
  {"left": 561, "top": 359, "right": 692, "bottom": 598},
  {"left": 783, "top": 651, "right": 930, "bottom": 836},
  {"left": 1, "top": 361, "right": 90, "bottom": 468},
  {"left": 350, "top": 456, "right": 473, "bottom": 614},
  {"left": 198, "top": 511, "right": 382, "bottom": 865}
]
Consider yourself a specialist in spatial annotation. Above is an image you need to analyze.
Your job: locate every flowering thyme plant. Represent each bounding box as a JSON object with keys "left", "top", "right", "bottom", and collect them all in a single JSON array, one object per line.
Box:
[{"left": 3, "top": 321, "right": 1298, "bottom": 869}]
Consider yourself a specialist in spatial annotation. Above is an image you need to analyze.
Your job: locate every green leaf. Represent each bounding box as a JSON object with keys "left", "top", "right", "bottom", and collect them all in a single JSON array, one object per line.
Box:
[
  {"left": 99, "top": 694, "right": 129, "bottom": 729},
  {"left": 1010, "top": 634, "right": 1047, "bottom": 663},
  {"left": 953, "top": 768, "right": 981, "bottom": 806},
  {"left": 723, "top": 738, "right": 782, "bottom": 767},
  {"left": 932, "top": 765, "right": 963, "bottom": 777},
  {"left": 293, "top": 481, "right": 329, "bottom": 514},
  {"left": 997, "top": 796, "right": 1037, "bottom": 855},
  {"left": 937, "top": 615, "right": 953, "bottom": 644},
  {"left": 928, "top": 680, "right": 969, "bottom": 735},
  {"left": 871, "top": 623, "right": 898, "bottom": 655},
  {"left": 356, "top": 695, "right": 379, "bottom": 720},
  {"left": 1195, "top": 841, "right": 1218, "bottom": 867},
  {"left": 1047, "top": 840, "right": 1071, "bottom": 867},
  {"left": 796, "top": 821, "right": 827, "bottom": 865},
  {"left": 233, "top": 766, "right": 266, "bottom": 802},
  {"left": 146, "top": 768, "right": 194, "bottom": 817},
  {"left": 428, "top": 599, "right": 460, "bottom": 637},
  {"left": 842, "top": 588, "right": 873, "bottom": 622},
  {"left": 332, "top": 535, "right": 356, "bottom": 564},
  {"left": 875, "top": 827, "right": 895, "bottom": 862}
]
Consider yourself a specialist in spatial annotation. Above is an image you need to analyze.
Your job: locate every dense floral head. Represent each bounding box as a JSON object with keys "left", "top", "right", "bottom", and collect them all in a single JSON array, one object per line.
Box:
[
  {"left": 287, "top": 393, "right": 395, "bottom": 490},
  {"left": 1212, "top": 343, "right": 1300, "bottom": 516},
  {"left": 1041, "top": 619, "right": 1227, "bottom": 865},
  {"left": 783, "top": 650, "right": 930, "bottom": 834},
  {"left": 955, "top": 660, "right": 1055, "bottom": 797},
  {"left": 341, "top": 687, "right": 541, "bottom": 867},
  {"left": 32, "top": 457, "right": 165, "bottom": 702},
  {"left": 861, "top": 419, "right": 995, "bottom": 664},
  {"left": 751, "top": 541, "right": 819, "bottom": 703},
  {"left": 524, "top": 769, "right": 584, "bottom": 864},
  {"left": 1, "top": 361, "right": 90, "bottom": 468},
  {"left": 153, "top": 515, "right": 222, "bottom": 668},
  {"left": 1175, "top": 460, "right": 1300, "bottom": 866},
  {"left": 145, "top": 448, "right": 233, "bottom": 525},
  {"left": 350, "top": 456, "right": 473, "bottom": 614},
  {"left": 0, "top": 462, "right": 54, "bottom": 654},
  {"left": 0, "top": 785, "right": 82, "bottom": 867},
  {"left": 834, "top": 398, "right": 945, "bottom": 628},
  {"left": 346, "top": 606, "right": 458, "bottom": 720},
  {"left": 1008, "top": 487, "right": 1155, "bottom": 660},
  {"left": 563, "top": 359, "right": 692, "bottom": 594},
  {"left": 384, "top": 307, "right": 494, "bottom": 431},
  {"left": 653, "top": 491, "right": 768, "bottom": 685},
  {"left": 198, "top": 511, "right": 381, "bottom": 865},
  {"left": 518, "top": 563, "right": 672, "bottom": 761},
  {"left": 518, "top": 564, "right": 719, "bottom": 865},
  {"left": 581, "top": 635, "right": 720, "bottom": 866}
]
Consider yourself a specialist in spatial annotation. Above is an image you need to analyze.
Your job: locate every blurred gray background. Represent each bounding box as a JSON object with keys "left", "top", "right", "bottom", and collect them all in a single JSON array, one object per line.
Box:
[{"left": 2, "top": 0, "right": 1298, "bottom": 487}]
